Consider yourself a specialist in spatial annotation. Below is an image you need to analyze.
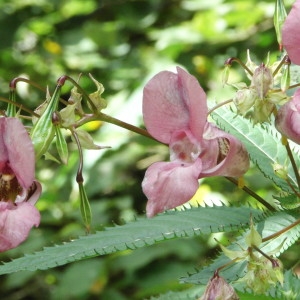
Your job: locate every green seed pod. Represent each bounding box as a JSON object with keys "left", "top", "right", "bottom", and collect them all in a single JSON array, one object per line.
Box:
[
  {"left": 78, "top": 182, "right": 92, "bottom": 233},
  {"left": 53, "top": 112, "right": 69, "bottom": 165},
  {"left": 31, "top": 80, "right": 64, "bottom": 160}
]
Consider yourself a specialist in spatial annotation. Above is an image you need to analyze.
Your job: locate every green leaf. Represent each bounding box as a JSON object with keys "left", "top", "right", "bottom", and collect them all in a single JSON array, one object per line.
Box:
[
  {"left": 0, "top": 206, "right": 264, "bottom": 275},
  {"left": 211, "top": 106, "right": 300, "bottom": 192}
]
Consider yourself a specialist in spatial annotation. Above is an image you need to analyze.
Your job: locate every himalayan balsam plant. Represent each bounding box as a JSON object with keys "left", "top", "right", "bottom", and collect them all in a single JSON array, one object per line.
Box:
[{"left": 0, "top": 0, "right": 299, "bottom": 299}]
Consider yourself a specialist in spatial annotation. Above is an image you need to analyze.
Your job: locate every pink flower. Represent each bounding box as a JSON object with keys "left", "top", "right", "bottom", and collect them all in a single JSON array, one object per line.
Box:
[
  {"left": 282, "top": 0, "right": 300, "bottom": 65},
  {"left": 275, "top": 89, "right": 300, "bottom": 144},
  {"left": 142, "top": 67, "right": 249, "bottom": 217},
  {"left": 0, "top": 117, "right": 41, "bottom": 252}
]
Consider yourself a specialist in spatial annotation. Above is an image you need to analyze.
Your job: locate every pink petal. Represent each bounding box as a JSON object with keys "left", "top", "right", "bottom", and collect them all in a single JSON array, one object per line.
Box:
[
  {"left": 275, "top": 89, "right": 300, "bottom": 144},
  {"left": 3, "top": 118, "right": 35, "bottom": 189},
  {"left": 142, "top": 159, "right": 202, "bottom": 217},
  {"left": 282, "top": 0, "right": 300, "bottom": 65},
  {"left": 0, "top": 119, "right": 8, "bottom": 166},
  {"left": 143, "top": 67, "right": 207, "bottom": 143},
  {"left": 200, "top": 126, "right": 250, "bottom": 178},
  {"left": 0, "top": 201, "right": 40, "bottom": 252}
]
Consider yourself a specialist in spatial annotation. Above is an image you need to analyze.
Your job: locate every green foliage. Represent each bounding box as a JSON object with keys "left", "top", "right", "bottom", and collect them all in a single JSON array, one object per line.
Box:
[
  {"left": 0, "top": 206, "right": 264, "bottom": 275},
  {"left": 0, "top": 0, "right": 299, "bottom": 299}
]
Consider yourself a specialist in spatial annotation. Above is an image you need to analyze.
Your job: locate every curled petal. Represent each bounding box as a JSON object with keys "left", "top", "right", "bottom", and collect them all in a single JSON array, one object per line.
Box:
[
  {"left": 142, "top": 160, "right": 202, "bottom": 217},
  {"left": 0, "top": 202, "right": 40, "bottom": 252},
  {"left": 201, "top": 127, "right": 249, "bottom": 177},
  {"left": 1, "top": 118, "right": 35, "bottom": 189},
  {"left": 143, "top": 67, "right": 207, "bottom": 143},
  {"left": 275, "top": 89, "right": 300, "bottom": 144},
  {"left": 282, "top": 0, "right": 300, "bottom": 65}
]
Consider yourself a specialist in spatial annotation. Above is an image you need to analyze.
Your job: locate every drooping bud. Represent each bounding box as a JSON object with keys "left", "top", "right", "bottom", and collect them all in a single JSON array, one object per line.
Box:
[
  {"left": 199, "top": 272, "right": 239, "bottom": 300},
  {"left": 274, "top": 0, "right": 287, "bottom": 51},
  {"left": 251, "top": 63, "right": 273, "bottom": 99}
]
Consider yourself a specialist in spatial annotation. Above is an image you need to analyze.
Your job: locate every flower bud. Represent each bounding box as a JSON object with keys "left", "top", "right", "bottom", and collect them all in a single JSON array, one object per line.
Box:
[
  {"left": 199, "top": 272, "right": 239, "bottom": 300},
  {"left": 233, "top": 88, "right": 257, "bottom": 115},
  {"left": 251, "top": 63, "right": 273, "bottom": 99},
  {"left": 275, "top": 89, "right": 300, "bottom": 144}
]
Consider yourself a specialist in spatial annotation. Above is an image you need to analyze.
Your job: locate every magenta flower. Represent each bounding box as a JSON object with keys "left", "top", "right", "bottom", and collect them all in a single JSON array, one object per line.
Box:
[
  {"left": 0, "top": 117, "right": 41, "bottom": 252},
  {"left": 275, "top": 89, "right": 300, "bottom": 144},
  {"left": 282, "top": 0, "right": 300, "bottom": 65},
  {"left": 142, "top": 67, "right": 249, "bottom": 217}
]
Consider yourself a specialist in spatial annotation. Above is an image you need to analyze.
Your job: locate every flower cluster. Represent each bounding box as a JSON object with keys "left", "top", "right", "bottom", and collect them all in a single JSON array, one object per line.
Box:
[{"left": 142, "top": 67, "right": 249, "bottom": 217}]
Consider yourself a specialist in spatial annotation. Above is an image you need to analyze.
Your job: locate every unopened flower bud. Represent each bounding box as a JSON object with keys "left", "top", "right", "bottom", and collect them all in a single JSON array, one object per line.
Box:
[
  {"left": 233, "top": 88, "right": 257, "bottom": 115},
  {"left": 251, "top": 63, "right": 273, "bottom": 99},
  {"left": 199, "top": 272, "right": 239, "bottom": 300}
]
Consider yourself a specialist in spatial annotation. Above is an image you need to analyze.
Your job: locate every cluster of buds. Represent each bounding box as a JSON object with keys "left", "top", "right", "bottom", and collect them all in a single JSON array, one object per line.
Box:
[
  {"left": 223, "top": 51, "right": 290, "bottom": 124},
  {"left": 199, "top": 217, "right": 285, "bottom": 298},
  {"left": 216, "top": 218, "right": 284, "bottom": 295}
]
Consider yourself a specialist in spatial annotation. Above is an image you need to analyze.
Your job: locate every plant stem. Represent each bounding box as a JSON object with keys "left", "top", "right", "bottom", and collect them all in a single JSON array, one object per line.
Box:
[
  {"left": 226, "top": 177, "right": 276, "bottom": 211},
  {"left": 285, "top": 141, "right": 300, "bottom": 190},
  {"left": 262, "top": 218, "right": 300, "bottom": 242},
  {"left": 208, "top": 99, "right": 233, "bottom": 115}
]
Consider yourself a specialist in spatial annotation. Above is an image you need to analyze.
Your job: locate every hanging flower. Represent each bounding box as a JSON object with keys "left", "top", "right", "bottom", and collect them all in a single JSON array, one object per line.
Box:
[
  {"left": 282, "top": 0, "right": 300, "bottom": 65},
  {"left": 142, "top": 67, "right": 249, "bottom": 217},
  {"left": 275, "top": 88, "right": 300, "bottom": 144},
  {"left": 0, "top": 117, "right": 41, "bottom": 252}
]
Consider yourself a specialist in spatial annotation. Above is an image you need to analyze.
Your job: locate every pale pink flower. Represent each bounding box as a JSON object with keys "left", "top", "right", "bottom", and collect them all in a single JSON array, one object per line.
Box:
[
  {"left": 0, "top": 117, "right": 41, "bottom": 252},
  {"left": 275, "top": 89, "right": 300, "bottom": 144},
  {"left": 142, "top": 67, "right": 249, "bottom": 217},
  {"left": 282, "top": 0, "right": 300, "bottom": 65}
]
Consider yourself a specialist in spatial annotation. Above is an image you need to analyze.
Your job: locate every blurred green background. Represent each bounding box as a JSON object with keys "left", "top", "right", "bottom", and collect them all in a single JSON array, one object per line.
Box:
[{"left": 0, "top": 0, "right": 297, "bottom": 299}]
